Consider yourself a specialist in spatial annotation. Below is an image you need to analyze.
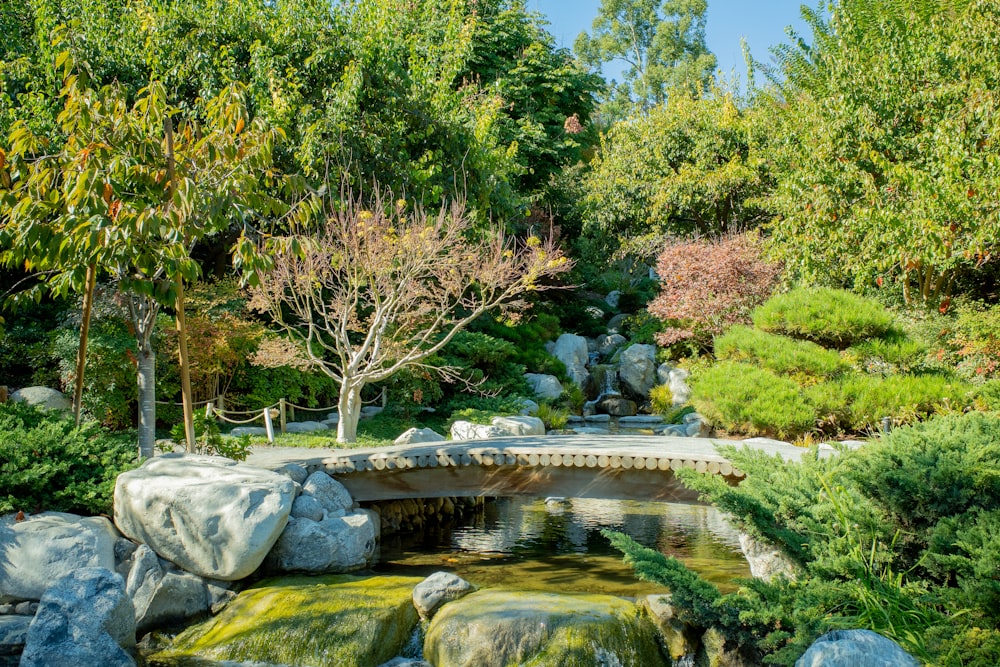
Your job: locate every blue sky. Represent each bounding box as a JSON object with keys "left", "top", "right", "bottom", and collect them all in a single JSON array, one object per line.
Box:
[{"left": 528, "top": 0, "right": 816, "bottom": 86}]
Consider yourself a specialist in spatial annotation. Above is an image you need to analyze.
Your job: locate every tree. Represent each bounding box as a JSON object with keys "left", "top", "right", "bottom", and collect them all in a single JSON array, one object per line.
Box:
[
  {"left": 250, "top": 188, "right": 572, "bottom": 443},
  {"left": 579, "top": 89, "right": 773, "bottom": 260},
  {"left": 0, "top": 49, "right": 282, "bottom": 457},
  {"left": 574, "top": 0, "right": 716, "bottom": 113},
  {"left": 761, "top": 0, "right": 1000, "bottom": 305}
]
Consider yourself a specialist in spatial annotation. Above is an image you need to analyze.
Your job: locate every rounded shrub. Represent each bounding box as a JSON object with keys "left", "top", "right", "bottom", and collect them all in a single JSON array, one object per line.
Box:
[
  {"left": 714, "top": 325, "right": 848, "bottom": 380},
  {"left": 752, "top": 287, "right": 895, "bottom": 348},
  {"left": 690, "top": 361, "right": 815, "bottom": 439}
]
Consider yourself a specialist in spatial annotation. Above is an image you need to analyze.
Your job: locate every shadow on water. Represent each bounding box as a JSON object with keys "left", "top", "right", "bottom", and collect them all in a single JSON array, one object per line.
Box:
[{"left": 373, "top": 497, "right": 750, "bottom": 596}]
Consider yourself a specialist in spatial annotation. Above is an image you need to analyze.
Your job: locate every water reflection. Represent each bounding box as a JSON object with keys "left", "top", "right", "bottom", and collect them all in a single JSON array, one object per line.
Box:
[{"left": 374, "top": 498, "right": 750, "bottom": 596}]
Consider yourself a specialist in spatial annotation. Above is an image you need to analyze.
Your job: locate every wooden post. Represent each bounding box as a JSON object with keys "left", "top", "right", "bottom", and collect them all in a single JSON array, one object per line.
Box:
[
  {"left": 73, "top": 263, "right": 97, "bottom": 426},
  {"left": 0, "top": 386, "right": 7, "bottom": 403},
  {"left": 205, "top": 403, "right": 214, "bottom": 419},
  {"left": 279, "top": 398, "right": 287, "bottom": 434},
  {"left": 263, "top": 408, "right": 275, "bottom": 443}
]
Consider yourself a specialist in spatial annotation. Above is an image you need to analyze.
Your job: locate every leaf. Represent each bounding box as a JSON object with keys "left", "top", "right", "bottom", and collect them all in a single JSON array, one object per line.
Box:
[{"left": 234, "top": 117, "right": 245, "bottom": 135}]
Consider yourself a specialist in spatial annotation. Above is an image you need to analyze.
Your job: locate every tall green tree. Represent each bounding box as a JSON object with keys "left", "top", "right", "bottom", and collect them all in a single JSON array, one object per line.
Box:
[
  {"left": 575, "top": 0, "right": 716, "bottom": 113},
  {"left": 761, "top": 0, "right": 1000, "bottom": 304}
]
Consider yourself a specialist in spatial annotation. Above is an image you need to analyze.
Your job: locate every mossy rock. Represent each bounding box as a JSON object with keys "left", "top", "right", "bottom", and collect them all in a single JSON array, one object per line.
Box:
[
  {"left": 151, "top": 574, "right": 421, "bottom": 667},
  {"left": 423, "top": 589, "right": 669, "bottom": 667}
]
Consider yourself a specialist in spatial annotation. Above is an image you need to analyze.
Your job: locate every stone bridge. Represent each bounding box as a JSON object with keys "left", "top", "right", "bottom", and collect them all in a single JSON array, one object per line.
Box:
[{"left": 247, "top": 435, "right": 805, "bottom": 503}]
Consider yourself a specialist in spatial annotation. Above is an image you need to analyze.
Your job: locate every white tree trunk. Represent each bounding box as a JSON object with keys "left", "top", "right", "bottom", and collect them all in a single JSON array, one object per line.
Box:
[
  {"left": 137, "top": 344, "right": 156, "bottom": 460},
  {"left": 336, "top": 380, "right": 364, "bottom": 443}
]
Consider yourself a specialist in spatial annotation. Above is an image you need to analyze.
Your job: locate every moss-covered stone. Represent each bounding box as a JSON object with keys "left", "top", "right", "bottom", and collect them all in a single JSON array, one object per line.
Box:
[
  {"left": 150, "top": 574, "right": 421, "bottom": 667},
  {"left": 423, "top": 589, "right": 669, "bottom": 667}
]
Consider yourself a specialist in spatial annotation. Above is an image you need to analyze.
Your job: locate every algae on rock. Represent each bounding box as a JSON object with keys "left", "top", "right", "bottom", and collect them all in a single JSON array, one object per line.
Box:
[
  {"left": 150, "top": 575, "right": 421, "bottom": 667},
  {"left": 423, "top": 589, "right": 669, "bottom": 667}
]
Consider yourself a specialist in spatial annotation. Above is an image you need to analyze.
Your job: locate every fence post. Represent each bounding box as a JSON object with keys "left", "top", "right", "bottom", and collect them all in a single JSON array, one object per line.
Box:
[
  {"left": 263, "top": 408, "right": 275, "bottom": 444},
  {"left": 0, "top": 386, "right": 7, "bottom": 403},
  {"left": 216, "top": 394, "right": 225, "bottom": 413},
  {"left": 279, "top": 398, "right": 287, "bottom": 434},
  {"left": 205, "top": 403, "right": 214, "bottom": 419}
]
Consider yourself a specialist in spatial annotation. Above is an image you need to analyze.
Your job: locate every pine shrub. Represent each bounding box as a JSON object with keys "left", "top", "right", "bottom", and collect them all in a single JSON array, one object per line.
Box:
[
  {"left": 690, "top": 361, "right": 815, "bottom": 438},
  {"left": 752, "top": 287, "right": 894, "bottom": 348},
  {"left": 715, "top": 325, "right": 848, "bottom": 380}
]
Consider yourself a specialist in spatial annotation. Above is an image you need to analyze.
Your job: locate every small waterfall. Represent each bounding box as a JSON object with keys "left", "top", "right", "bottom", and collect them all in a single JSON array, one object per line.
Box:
[{"left": 591, "top": 364, "right": 621, "bottom": 401}]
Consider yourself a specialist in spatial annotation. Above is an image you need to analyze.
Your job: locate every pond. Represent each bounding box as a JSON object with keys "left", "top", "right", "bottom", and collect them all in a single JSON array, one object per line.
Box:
[{"left": 373, "top": 496, "right": 750, "bottom": 596}]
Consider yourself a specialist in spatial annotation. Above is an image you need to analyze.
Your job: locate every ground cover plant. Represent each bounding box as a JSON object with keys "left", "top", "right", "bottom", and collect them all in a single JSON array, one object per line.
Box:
[{"left": 609, "top": 411, "right": 1000, "bottom": 666}]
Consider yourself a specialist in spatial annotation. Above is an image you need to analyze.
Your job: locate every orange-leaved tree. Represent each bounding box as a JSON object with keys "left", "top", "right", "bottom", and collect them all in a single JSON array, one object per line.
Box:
[{"left": 250, "top": 188, "right": 571, "bottom": 442}]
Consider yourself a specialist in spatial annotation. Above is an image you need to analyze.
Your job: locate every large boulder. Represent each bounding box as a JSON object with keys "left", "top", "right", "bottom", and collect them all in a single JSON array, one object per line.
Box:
[
  {"left": 9, "top": 386, "right": 72, "bottom": 413},
  {"left": 668, "top": 368, "right": 692, "bottom": 406},
  {"left": 450, "top": 421, "right": 504, "bottom": 441},
  {"left": 739, "top": 533, "right": 798, "bottom": 583},
  {"left": 285, "top": 420, "right": 328, "bottom": 433},
  {"left": 424, "top": 589, "right": 668, "bottom": 667},
  {"left": 265, "top": 510, "right": 378, "bottom": 573},
  {"left": 394, "top": 427, "right": 446, "bottom": 445},
  {"left": 412, "top": 572, "right": 474, "bottom": 621},
  {"left": 795, "top": 630, "right": 919, "bottom": 667},
  {"left": 0, "top": 615, "right": 31, "bottom": 659},
  {"left": 20, "top": 567, "right": 136, "bottom": 667},
  {"left": 154, "top": 574, "right": 421, "bottom": 667},
  {"left": 641, "top": 594, "right": 698, "bottom": 663},
  {"left": 491, "top": 416, "right": 544, "bottom": 436},
  {"left": 597, "top": 396, "right": 637, "bottom": 417},
  {"left": 523, "top": 373, "right": 563, "bottom": 401},
  {"left": 113, "top": 454, "right": 296, "bottom": 581},
  {"left": 0, "top": 512, "right": 120, "bottom": 603},
  {"left": 301, "top": 471, "right": 354, "bottom": 518},
  {"left": 596, "top": 333, "right": 627, "bottom": 358},
  {"left": 618, "top": 344, "right": 658, "bottom": 400},
  {"left": 552, "top": 334, "right": 590, "bottom": 387}
]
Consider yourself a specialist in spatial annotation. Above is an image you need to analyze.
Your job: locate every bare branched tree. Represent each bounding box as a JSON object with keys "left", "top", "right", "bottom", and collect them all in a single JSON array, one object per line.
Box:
[{"left": 250, "top": 188, "right": 572, "bottom": 442}]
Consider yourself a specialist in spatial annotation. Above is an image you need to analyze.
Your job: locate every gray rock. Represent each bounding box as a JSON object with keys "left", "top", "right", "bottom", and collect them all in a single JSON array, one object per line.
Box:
[
  {"left": 598, "top": 396, "right": 637, "bottom": 417},
  {"left": 412, "top": 572, "right": 474, "bottom": 620},
  {"left": 20, "top": 567, "right": 136, "bottom": 667},
  {"left": 668, "top": 368, "right": 692, "bottom": 406},
  {"left": 113, "top": 454, "right": 295, "bottom": 581},
  {"left": 301, "top": 471, "right": 354, "bottom": 517},
  {"left": 13, "top": 602, "right": 36, "bottom": 616},
  {"left": 618, "top": 415, "right": 664, "bottom": 426},
  {"left": 605, "top": 290, "right": 622, "bottom": 309},
  {"left": 9, "top": 386, "right": 72, "bottom": 413},
  {"left": 229, "top": 426, "right": 267, "bottom": 437},
  {"left": 739, "top": 533, "right": 798, "bottom": 582},
  {"left": 378, "top": 659, "right": 432, "bottom": 667},
  {"left": 265, "top": 511, "right": 378, "bottom": 573},
  {"left": 274, "top": 463, "right": 310, "bottom": 485},
  {"left": 656, "top": 425, "right": 689, "bottom": 437},
  {"left": 0, "top": 615, "right": 30, "bottom": 657},
  {"left": 566, "top": 415, "right": 585, "bottom": 424},
  {"left": 619, "top": 344, "right": 658, "bottom": 400},
  {"left": 518, "top": 399, "right": 540, "bottom": 416},
  {"left": 290, "top": 495, "right": 326, "bottom": 522},
  {"left": 606, "top": 313, "right": 627, "bottom": 334},
  {"left": 641, "top": 594, "right": 698, "bottom": 662},
  {"left": 795, "top": 630, "right": 919, "bottom": 667},
  {"left": 285, "top": 420, "right": 328, "bottom": 433},
  {"left": 0, "top": 512, "right": 120, "bottom": 603},
  {"left": 361, "top": 406, "right": 384, "bottom": 419},
  {"left": 596, "top": 333, "right": 627, "bottom": 357},
  {"left": 656, "top": 362, "right": 674, "bottom": 386},
  {"left": 491, "top": 416, "right": 545, "bottom": 436},
  {"left": 321, "top": 418, "right": 341, "bottom": 429},
  {"left": 126, "top": 545, "right": 211, "bottom": 634},
  {"left": 552, "top": 333, "right": 590, "bottom": 387},
  {"left": 394, "top": 427, "right": 446, "bottom": 445},
  {"left": 584, "top": 413, "right": 611, "bottom": 423},
  {"left": 570, "top": 427, "right": 610, "bottom": 435},
  {"left": 326, "top": 412, "right": 340, "bottom": 423},
  {"left": 523, "top": 373, "right": 564, "bottom": 401},
  {"left": 450, "top": 421, "right": 504, "bottom": 441}
]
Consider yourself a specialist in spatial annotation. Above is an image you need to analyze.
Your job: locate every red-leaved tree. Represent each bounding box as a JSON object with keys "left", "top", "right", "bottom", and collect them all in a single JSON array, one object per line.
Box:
[{"left": 648, "top": 233, "right": 781, "bottom": 349}]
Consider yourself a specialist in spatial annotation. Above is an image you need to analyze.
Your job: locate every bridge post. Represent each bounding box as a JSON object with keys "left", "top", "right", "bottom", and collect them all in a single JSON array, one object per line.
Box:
[
  {"left": 279, "top": 398, "right": 287, "bottom": 434},
  {"left": 263, "top": 408, "right": 275, "bottom": 443}
]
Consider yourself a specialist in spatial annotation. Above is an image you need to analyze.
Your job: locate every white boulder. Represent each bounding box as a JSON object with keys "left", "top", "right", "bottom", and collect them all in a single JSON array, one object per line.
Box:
[
  {"left": 285, "top": 420, "right": 327, "bottom": 433},
  {"left": 265, "top": 510, "right": 378, "bottom": 573},
  {"left": 0, "top": 512, "right": 120, "bottom": 603},
  {"left": 394, "top": 427, "right": 446, "bottom": 445},
  {"left": 113, "top": 454, "right": 295, "bottom": 581},
  {"left": 9, "top": 386, "right": 72, "bottom": 413},
  {"left": 412, "top": 572, "right": 474, "bottom": 620},
  {"left": 125, "top": 544, "right": 217, "bottom": 634},
  {"left": 796, "top": 630, "right": 919, "bottom": 667},
  {"left": 668, "top": 368, "right": 692, "bottom": 406},
  {"left": 552, "top": 333, "right": 590, "bottom": 387},
  {"left": 301, "top": 471, "right": 354, "bottom": 518},
  {"left": 597, "top": 334, "right": 627, "bottom": 357},
  {"left": 450, "top": 421, "right": 504, "bottom": 441},
  {"left": 491, "top": 416, "right": 545, "bottom": 436}
]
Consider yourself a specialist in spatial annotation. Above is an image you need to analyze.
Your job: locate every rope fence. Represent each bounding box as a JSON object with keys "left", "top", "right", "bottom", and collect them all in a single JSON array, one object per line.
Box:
[{"left": 155, "top": 388, "right": 388, "bottom": 444}]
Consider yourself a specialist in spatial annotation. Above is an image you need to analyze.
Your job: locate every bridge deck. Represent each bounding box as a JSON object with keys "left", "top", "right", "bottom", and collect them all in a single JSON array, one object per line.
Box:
[{"left": 247, "top": 435, "right": 806, "bottom": 502}]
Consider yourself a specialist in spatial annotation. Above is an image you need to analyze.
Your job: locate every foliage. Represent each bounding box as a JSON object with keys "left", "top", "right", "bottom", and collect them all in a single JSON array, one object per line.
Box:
[
  {"left": 535, "top": 402, "right": 569, "bottom": 429},
  {"left": 445, "top": 394, "right": 527, "bottom": 426},
  {"left": 474, "top": 312, "right": 567, "bottom": 378},
  {"left": 715, "top": 325, "right": 848, "bottom": 381},
  {"left": 848, "top": 334, "right": 930, "bottom": 376},
  {"left": 0, "top": 401, "right": 137, "bottom": 515},
  {"left": 689, "top": 361, "right": 815, "bottom": 439},
  {"left": 579, "top": 91, "right": 772, "bottom": 252},
  {"left": 752, "top": 288, "right": 895, "bottom": 349},
  {"left": 250, "top": 187, "right": 571, "bottom": 442},
  {"left": 0, "top": 298, "right": 64, "bottom": 390},
  {"left": 761, "top": 0, "right": 1000, "bottom": 305},
  {"left": 647, "top": 233, "right": 781, "bottom": 349},
  {"left": 649, "top": 384, "right": 675, "bottom": 416},
  {"left": 610, "top": 412, "right": 1000, "bottom": 664},
  {"left": 934, "top": 300, "right": 1000, "bottom": 381},
  {"left": 574, "top": 0, "right": 715, "bottom": 112},
  {"left": 171, "top": 413, "right": 251, "bottom": 462}
]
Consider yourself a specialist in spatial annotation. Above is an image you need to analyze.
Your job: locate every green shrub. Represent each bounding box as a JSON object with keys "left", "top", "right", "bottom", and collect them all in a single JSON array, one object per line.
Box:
[
  {"left": 752, "top": 288, "right": 895, "bottom": 348},
  {"left": 690, "top": 362, "right": 815, "bottom": 438},
  {"left": 833, "top": 374, "right": 971, "bottom": 432},
  {"left": 715, "top": 326, "right": 848, "bottom": 380},
  {"left": 0, "top": 402, "right": 138, "bottom": 515},
  {"left": 649, "top": 383, "right": 675, "bottom": 416},
  {"left": 608, "top": 412, "right": 1000, "bottom": 665},
  {"left": 535, "top": 403, "right": 569, "bottom": 429},
  {"left": 848, "top": 333, "right": 929, "bottom": 375}
]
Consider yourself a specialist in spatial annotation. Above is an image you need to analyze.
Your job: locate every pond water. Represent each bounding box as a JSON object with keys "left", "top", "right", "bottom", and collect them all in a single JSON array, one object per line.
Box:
[{"left": 373, "top": 497, "right": 751, "bottom": 596}]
